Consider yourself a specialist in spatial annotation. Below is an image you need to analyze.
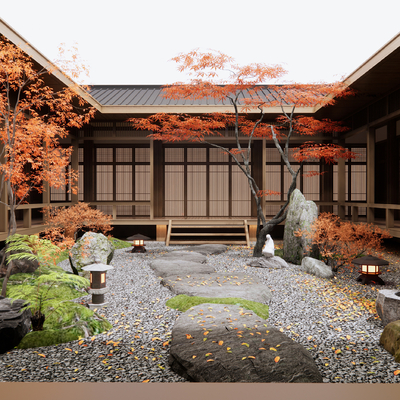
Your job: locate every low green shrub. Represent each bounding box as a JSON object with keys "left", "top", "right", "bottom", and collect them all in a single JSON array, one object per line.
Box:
[{"left": 166, "top": 294, "right": 269, "bottom": 319}]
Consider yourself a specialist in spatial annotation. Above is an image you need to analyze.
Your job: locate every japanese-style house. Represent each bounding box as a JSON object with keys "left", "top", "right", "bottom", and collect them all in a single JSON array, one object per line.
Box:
[{"left": 1, "top": 18, "right": 399, "bottom": 244}]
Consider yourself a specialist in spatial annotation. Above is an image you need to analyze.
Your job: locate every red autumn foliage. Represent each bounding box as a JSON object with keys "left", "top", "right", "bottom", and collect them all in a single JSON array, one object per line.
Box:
[
  {"left": 41, "top": 202, "right": 113, "bottom": 250},
  {"left": 295, "top": 213, "right": 392, "bottom": 272},
  {"left": 0, "top": 37, "right": 95, "bottom": 236},
  {"left": 129, "top": 49, "right": 357, "bottom": 257}
]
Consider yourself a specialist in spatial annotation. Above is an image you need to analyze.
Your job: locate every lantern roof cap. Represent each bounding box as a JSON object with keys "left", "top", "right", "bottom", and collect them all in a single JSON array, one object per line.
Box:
[
  {"left": 82, "top": 263, "right": 114, "bottom": 272},
  {"left": 352, "top": 254, "right": 389, "bottom": 266},
  {"left": 127, "top": 234, "right": 150, "bottom": 241}
]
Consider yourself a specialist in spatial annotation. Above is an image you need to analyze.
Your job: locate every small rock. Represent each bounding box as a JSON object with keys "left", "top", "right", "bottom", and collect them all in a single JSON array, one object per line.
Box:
[
  {"left": 301, "top": 257, "right": 333, "bottom": 279},
  {"left": 376, "top": 289, "right": 400, "bottom": 326},
  {"left": 247, "top": 256, "right": 288, "bottom": 269}
]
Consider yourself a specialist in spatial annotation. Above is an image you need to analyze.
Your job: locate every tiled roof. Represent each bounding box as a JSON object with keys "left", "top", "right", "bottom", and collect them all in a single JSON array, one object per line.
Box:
[{"left": 87, "top": 85, "right": 286, "bottom": 107}]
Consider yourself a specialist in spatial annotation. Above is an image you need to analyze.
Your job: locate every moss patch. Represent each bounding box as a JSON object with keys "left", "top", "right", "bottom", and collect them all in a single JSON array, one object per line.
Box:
[
  {"left": 110, "top": 237, "right": 132, "bottom": 249},
  {"left": 166, "top": 294, "right": 269, "bottom": 319},
  {"left": 17, "top": 303, "right": 112, "bottom": 349},
  {"left": 275, "top": 248, "right": 284, "bottom": 258},
  {"left": 17, "top": 316, "right": 112, "bottom": 350}
]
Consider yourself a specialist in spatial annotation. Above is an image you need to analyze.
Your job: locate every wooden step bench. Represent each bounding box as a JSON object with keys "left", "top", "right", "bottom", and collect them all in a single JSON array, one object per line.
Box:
[{"left": 166, "top": 220, "right": 250, "bottom": 246}]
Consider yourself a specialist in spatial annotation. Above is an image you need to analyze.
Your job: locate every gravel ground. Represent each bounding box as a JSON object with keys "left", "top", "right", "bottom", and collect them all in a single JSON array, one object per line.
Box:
[{"left": 1, "top": 241, "right": 400, "bottom": 383}]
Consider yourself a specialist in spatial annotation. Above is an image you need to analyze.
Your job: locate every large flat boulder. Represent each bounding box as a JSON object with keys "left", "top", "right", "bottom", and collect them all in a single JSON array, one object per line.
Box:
[
  {"left": 161, "top": 272, "right": 272, "bottom": 304},
  {"left": 149, "top": 259, "right": 215, "bottom": 278},
  {"left": 0, "top": 297, "right": 32, "bottom": 354},
  {"left": 376, "top": 289, "right": 400, "bottom": 326},
  {"left": 379, "top": 320, "right": 400, "bottom": 362},
  {"left": 180, "top": 244, "right": 228, "bottom": 255},
  {"left": 283, "top": 189, "right": 318, "bottom": 265},
  {"left": 158, "top": 251, "right": 207, "bottom": 264},
  {"left": 169, "top": 303, "right": 322, "bottom": 382}
]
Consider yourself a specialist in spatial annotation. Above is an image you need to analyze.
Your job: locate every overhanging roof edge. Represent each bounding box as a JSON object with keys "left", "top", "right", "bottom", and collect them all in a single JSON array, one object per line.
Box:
[{"left": 0, "top": 18, "right": 102, "bottom": 112}]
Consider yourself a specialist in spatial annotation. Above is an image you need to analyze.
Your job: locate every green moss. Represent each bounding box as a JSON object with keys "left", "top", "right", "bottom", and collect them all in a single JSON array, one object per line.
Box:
[
  {"left": 275, "top": 248, "right": 283, "bottom": 258},
  {"left": 17, "top": 316, "right": 111, "bottom": 350},
  {"left": 109, "top": 237, "right": 131, "bottom": 249},
  {"left": 166, "top": 294, "right": 269, "bottom": 319}
]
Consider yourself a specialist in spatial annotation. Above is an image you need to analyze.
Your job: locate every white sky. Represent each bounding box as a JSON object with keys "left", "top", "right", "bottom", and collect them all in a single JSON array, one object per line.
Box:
[{"left": 1, "top": 0, "right": 400, "bottom": 85}]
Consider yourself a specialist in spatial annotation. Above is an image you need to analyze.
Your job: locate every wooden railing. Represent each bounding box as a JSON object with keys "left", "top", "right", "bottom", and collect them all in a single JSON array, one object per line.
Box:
[{"left": 1, "top": 200, "right": 399, "bottom": 241}]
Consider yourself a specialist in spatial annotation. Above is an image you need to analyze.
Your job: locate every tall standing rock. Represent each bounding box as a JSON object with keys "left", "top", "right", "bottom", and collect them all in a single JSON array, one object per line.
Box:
[
  {"left": 69, "top": 232, "right": 115, "bottom": 275},
  {"left": 283, "top": 189, "right": 318, "bottom": 265}
]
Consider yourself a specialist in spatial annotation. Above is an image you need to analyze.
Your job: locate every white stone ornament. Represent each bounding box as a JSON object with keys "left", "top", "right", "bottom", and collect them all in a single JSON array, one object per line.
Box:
[{"left": 262, "top": 234, "right": 274, "bottom": 258}]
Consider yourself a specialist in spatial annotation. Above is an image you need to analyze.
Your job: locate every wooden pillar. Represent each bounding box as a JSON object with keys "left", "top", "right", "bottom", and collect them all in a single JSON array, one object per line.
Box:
[
  {"left": 366, "top": 127, "right": 375, "bottom": 223},
  {"left": 84, "top": 140, "right": 95, "bottom": 203},
  {"left": 387, "top": 120, "right": 398, "bottom": 204},
  {"left": 262, "top": 139, "right": 267, "bottom": 218},
  {"left": 153, "top": 141, "right": 164, "bottom": 217},
  {"left": 251, "top": 140, "right": 263, "bottom": 218},
  {"left": 320, "top": 161, "right": 333, "bottom": 214},
  {"left": 71, "top": 132, "right": 79, "bottom": 204},
  {"left": 156, "top": 225, "right": 167, "bottom": 241},
  {"left": 337, "top": 139, "right": 346, "bottom": 219},
  {"left": 150, "top": 138, "right": 154, "bottom": 219},
  {"left": 23, "top": 208, "right": 31, "bottom": 228}
]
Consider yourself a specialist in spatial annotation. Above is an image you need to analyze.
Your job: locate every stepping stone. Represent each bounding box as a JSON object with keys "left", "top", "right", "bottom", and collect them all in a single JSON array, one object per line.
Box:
[
  {"left": 247, "top": 256, "right": 288, "bottom": 269},
  {"left": 168, "top": 303, "right": 323, "bottom": 382},
  {"left": 149, "top": 259, "right": 215, "bottom": 278},
  {"left": 161, "top": 272, "right": 272, "bottom": 304},
  {"left": 180, "top": 244, "right": 228, "bottom": 255},
  {"left": 158, "top": 251, "right": 207, "bottom": 264}
]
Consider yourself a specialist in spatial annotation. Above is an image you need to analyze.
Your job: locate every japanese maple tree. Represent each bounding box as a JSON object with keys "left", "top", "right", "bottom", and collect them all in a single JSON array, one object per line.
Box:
[
  {"left": 129, "top": 49, "right": 356, "bottom": 257},
  {"left": 0, "top": 36, "right": 95, "bottom": 295}
]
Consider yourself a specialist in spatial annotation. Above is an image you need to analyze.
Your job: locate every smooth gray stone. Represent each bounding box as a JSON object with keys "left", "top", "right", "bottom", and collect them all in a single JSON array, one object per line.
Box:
[
  {"left": 301, "top": 257, "right": 333, "bottom": 279},
  {"left": 150, "top": 259, "right": 215, "bottom": 278},
  {"left": 161, "top": 272, "right": 272, "bottom": 304},
  {"left": 376, "top": 289, "right": 400, "bottom": 326},
  {"left": 180, "top": 244, "right": 228, "bottom": 255},
  {"left": 169, "top": 304, "right": 323, "bottom": 382},
  {"left": 158, "top": 251, "right": 207, "bottom": 264},
  {"left": 247, "top": 256, "right": 288, "bottom": 269}
]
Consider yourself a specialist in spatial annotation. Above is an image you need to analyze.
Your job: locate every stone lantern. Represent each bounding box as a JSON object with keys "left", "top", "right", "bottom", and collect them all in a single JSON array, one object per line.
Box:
[
  {"left": 82, "top": 263, "right": 114, "bottom": 310},
  {"left": 126, "top": 234, "right": 150, "bottom": 253},
  {"left": 353, "top": 255, "right": 388, "bottom": 285}
]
